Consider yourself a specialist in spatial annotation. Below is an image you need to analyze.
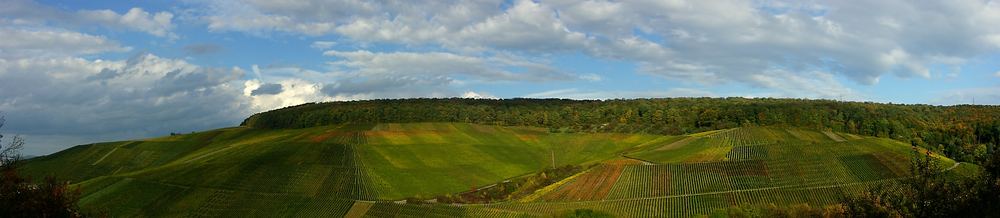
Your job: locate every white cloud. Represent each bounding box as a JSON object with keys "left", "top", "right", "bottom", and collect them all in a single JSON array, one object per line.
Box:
[
  {"left": 0, "top": 27, "right": 131, "bottom": 58},
  {"left": 189, "top": 0, "right": 1000, "bottom": 95},
  {"left": 310, "top": 41, "right": 337, "bottom": 49},
  {"left": 202, "top": 0, "right": 343, "bottom": 36},
  {"left": 1, "top": 1, "right": 176, "bottom": 38},
  {"left": 451, "top": 0, "right": 588, "bottom": 52},
  {"left": 0, "top": 54, "right": 249, "bottom": 152},
  {"left": 242, "top": 64, "right": 467, "bottom": 106},
  {"left": 323, "top": 50, "right": 575, "bottom": 82},
  {"left": 243, "top": 79, "right": 332, "bottom": 112},
  {"left": 579, "top": 73, "right": 602, "bottom": 82},
  {"left": 461, "top": 91, "right": 496, "bottom": 99},
  {"left": 744, "top": 70, "right": 858, "bottom": 99},
  {"left": 78, "top": 8, "right": 176, "bottom": 38},
  {"left": 995, "top": 70, "right": 1000, "bottom": 77}
]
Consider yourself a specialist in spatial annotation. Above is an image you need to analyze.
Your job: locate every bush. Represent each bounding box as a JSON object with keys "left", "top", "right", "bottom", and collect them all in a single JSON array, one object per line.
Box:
[
  {"left": 561, "top": 209, "right": 613, "bottom": 218},
  {"left": 1, "top": 116, "right": 88, "bottom": 217}
]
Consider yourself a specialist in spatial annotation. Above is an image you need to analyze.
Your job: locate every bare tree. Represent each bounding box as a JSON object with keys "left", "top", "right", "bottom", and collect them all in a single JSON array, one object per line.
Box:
[{"left": 0, "top": 115, "right": 25, "bottom": 170}]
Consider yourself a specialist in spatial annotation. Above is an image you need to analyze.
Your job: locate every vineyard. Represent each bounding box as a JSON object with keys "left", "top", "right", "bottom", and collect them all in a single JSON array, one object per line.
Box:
[
  {"left": 20, "top": 124, "right": 964, "bottom": 217},
  {"left": 540, "top": 163, "right": 626, "bottom": 201},
  {"left": 354, "top": 127, "right": 954, "bottom": 217}
]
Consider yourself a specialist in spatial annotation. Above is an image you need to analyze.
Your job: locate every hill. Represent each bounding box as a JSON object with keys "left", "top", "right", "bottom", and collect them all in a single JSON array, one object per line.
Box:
[
  {"left": 241, "top": 98, "right": 1000, "bottom": 163},
  {"left": 21, "top": 121, "right": 967, "bottom": 217},
  {"left": 21, "top": 123, "right": 669, "bottom": 216}
]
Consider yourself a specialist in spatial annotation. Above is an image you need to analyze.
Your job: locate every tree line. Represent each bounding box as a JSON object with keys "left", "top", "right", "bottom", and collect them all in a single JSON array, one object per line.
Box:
[{"left": 242, "top": 98, "right": 1000, "bottom": 163}]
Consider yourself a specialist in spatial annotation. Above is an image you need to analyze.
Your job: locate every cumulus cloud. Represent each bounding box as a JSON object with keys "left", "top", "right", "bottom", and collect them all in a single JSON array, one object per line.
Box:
[
  {"left": 249, "top": 83, "right": 283, "bottom": 95},
  {"left": 200, "top": 0, "right": 361, "bottom": 35},
  {"left": 461, "top": 91, "right": 497, "bottom": 99},
  {"left": 743, "top": 70, "right": 858, "bottom": 100},
  {"left": 77, "top": 8, "right": 176, "bottom": 38},
  {"left": 323, "top": 50, "right": 575, "bottom": 82},
  {"left": 0, "top": 27, "right": 131, "bottom": 58},
  {"left": 243, "top": 79, "right": 332, "bottom": 112},
  {"left": 310, "top": 41, "right": 337, "bottom": 49},
  {"left": 451, "top": 0, "right": 587, "bottom": 52},
  {"left": 320, "top": 76, "right": 456, "bottom": 98},
  {"left": 1, "top": 0, "right": 176, "bottom": 38},
  {"left": 189, "top": 0, "right": 1000, "bottom": 96},
  {"left": 8, "top": 0, "right": 1000, "bottom": 154},
  {"left": 0, "top": 54, "right": 249, "bottom": 138}
]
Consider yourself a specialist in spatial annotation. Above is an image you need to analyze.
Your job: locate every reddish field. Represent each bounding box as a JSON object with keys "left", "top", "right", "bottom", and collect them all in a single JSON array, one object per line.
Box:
[{"left": 543, "top": 163, "right": 627, "bottom": 201}]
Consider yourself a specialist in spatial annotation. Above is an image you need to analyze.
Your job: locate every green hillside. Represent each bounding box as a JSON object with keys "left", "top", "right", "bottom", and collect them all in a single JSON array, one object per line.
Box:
[
  {"left": 240, "top": 98, "right": 1000, "bottom": 165},
  {"left": 20, "top": 122, "right": 964, "bottom": 217},
  {"left": 21, "top": 123, "right": 668, "bottom": 216}
]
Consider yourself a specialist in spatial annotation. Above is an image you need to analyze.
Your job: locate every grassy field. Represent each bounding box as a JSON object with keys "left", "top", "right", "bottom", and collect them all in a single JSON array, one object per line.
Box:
[{"left": 20, "top": 124, "right": 963, "bottom": 217}]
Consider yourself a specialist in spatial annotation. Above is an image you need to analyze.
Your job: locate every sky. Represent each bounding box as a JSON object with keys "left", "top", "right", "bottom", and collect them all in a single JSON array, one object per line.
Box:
[{"left": 2, "top": 0, "right": 1000, "bottom": 155}]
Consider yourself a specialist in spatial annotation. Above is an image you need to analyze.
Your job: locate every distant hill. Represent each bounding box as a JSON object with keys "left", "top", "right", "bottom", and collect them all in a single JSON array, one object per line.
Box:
[{"left": 243, "top": 98, "right": 1000, "bottom": 162}]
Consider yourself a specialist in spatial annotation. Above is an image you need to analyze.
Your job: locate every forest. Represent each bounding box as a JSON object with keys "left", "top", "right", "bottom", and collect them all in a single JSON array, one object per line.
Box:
[{"left": 243, "top": 98, "right": 1000, "bottom": 164}]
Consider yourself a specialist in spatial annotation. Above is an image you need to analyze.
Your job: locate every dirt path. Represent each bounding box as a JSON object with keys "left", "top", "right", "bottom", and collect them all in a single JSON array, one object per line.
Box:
[
  {"left": 92, "top": 141, "right": 137, "bottom": 165},
  {"left": 621, "top": 155, "right": 656, "bottom": 165},
  {"left": 344, "top": 201, "right": 373, "bottom": 218},
  {"left": 822, "top": 131, "right": 846, "bottom": 142},
  {"left": 945, "top": 162, "right": 961, "bottom": 171},
  {"left": 654, "top": 137, "right": 696, "bottom": 151}
]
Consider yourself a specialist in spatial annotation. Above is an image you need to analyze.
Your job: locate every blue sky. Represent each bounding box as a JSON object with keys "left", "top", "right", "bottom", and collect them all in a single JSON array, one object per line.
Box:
[{"left": 2, "top": 0, "right": 1000, "bottom": 155}]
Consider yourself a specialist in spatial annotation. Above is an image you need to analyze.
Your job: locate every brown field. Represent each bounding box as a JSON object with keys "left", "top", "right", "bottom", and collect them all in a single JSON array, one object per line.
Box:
[{"left": 543, "top": 163, "right": 627, "bottom": 201}]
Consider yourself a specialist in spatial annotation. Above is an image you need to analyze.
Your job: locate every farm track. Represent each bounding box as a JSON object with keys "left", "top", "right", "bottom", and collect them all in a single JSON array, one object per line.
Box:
[
  {"left": 945, "top": 162, "right": 961, "bottom": 171},
  {"left": 653, "top": 137, "right": 696, "bottom": 151},
  {"left": 91, "top": 141, "right": 138, "bottom": 165},
  {"left": 621, "top": 155, "right": 656, "bottom": 165},
  {"left": 823, "top": 131, "right": 847, "bottom": 142}
]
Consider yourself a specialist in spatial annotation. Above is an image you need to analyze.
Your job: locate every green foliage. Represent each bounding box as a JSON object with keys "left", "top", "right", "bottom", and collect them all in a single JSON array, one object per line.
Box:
[
  {"left": 842, "top": 145, "right": 1000, "bottom": 217},
  {"left": 560, "top": 209, "right": 613, "bottom": 218}
]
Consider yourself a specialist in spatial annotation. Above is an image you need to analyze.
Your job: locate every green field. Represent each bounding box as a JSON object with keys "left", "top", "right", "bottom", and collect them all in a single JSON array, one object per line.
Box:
[{"left": 21, "top": 124, "right": 964, "bottom": 217}]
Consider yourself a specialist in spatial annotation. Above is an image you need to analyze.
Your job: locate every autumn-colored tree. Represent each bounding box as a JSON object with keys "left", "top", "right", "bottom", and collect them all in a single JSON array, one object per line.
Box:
[{"left": 0, "top": 116, "right": 86, "bottom": 217}]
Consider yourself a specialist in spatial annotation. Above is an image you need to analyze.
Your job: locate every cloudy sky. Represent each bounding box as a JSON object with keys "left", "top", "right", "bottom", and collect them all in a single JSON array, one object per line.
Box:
[{"left": 2, "top": 0, "right": 1000, "bottom": 155}]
